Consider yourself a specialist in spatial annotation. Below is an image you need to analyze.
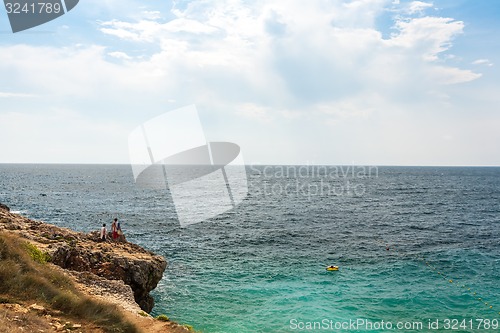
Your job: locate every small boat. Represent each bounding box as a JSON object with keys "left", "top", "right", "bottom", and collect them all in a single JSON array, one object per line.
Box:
[{"left": 326, "top": 265, "right": 339, "bottom": 271}]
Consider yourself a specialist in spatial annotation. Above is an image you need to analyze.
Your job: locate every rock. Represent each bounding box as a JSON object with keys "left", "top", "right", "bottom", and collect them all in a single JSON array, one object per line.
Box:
[
  {"left": 51, "top": 243, "right": 166, "bottom": 312},
  {"left": 52, "top": 322, "right": 65, "bottom": 331},
  {"left": 4, "top": 304, "right": 28, "bottom": 314},
  {"left": 28, "top": 303, "right": 46, "bottom": 313},
  {"left": 65, "top": 269, "right": 142, "bottom": 314},
  {"left": 0, "top": 203, "right": 9, "bottom": 212}
]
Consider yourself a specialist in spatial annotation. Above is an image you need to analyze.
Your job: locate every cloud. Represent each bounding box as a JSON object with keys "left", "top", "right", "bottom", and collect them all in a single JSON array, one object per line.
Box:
[
  {"left": 388, "top": 16, "right": 464, "bottom": 61},
  {"left": 0, "top": 109, "right": 129, "bottom": 163},
  {"left": 0, "top": 1, "right": 482, "bottom": 114},
  {"left": 427, "top": 65, "right": 481, "bottom": 85},
  {"left": 95, "top": 0, "right": 478, "bottom": 108},
  {"left": 237, "top": 103, "right": 273, "bottom": 122},
  {"left": 100, "top": 20, "right": 163, "bottom": 42},
  {"left": 142, "top": 10, "right": 162, "bottom": 20},
  {"left": 315, "top": 93, "right": 382, "bottom": 119},
  {"left": 4, "top": 0, "right": 478, "bottom": 118},
  {"left": 472, "top": 59, "right": 493, "bottom": 67},
  {"left": 108, "top": 51, "right": 133, "bottom": 60},
  {"left": 0, "top": 92, "right": 36, "bottom": 98},
  {"left": 407, "top": 1, "right": 433, "bottom": 15},
  {"left": 0, "top": 0, "right": 493, "bottom": 165},
  {"left": 0, "top": 44, "right": 168, "bottom": 102},
  {"left": 100, "top": 17, "right": 220, "bottom": 43}
]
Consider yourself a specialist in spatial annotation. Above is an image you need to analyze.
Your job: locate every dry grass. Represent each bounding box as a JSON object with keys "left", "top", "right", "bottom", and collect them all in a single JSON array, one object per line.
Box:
[
  {"left": 0, "top": 232, "right": 138, "bottom": 333},
  {"left": 0, "top": 307, "right": 53, "bottom": 333}
]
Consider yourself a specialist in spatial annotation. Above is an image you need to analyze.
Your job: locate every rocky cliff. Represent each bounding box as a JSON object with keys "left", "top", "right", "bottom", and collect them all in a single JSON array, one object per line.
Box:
[{"left": 0, "top": 203, "right": 167, "bottom": 313}]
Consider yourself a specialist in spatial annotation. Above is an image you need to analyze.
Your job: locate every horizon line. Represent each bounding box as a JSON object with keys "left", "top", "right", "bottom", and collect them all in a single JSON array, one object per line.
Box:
[{"left": 1, "top": 162, "right": 500, "bottom": 168}]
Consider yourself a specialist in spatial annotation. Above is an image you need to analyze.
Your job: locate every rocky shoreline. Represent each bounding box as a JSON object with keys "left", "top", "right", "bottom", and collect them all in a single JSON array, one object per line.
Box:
[
  {"left": 0, "top": 203, "right": 197, "bottom": 333},
  {"left": 0, "top": 203, "right": 166, "bottom": 313}
]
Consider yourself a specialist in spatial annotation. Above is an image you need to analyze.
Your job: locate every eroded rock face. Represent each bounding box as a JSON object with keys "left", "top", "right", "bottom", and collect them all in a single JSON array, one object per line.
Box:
[
  {"left": 0, "top": 203, "right": 9, "bottom": 212},
  {"left": 0, "top": 207, "right": 167, "bottom": 313},
  {"left": 50, "top": 242, "right": 166, "bottom": 312}
]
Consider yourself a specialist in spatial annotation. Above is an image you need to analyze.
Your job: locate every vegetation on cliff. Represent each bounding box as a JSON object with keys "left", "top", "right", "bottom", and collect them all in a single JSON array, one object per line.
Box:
[{"left": 0, "top": 232, "right": 138, "bottom": 333}]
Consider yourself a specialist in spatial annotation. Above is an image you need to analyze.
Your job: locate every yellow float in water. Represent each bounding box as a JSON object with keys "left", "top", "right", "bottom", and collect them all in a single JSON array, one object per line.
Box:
[{"left": 326, "top": 265, "right": 339, "bottom": 271}]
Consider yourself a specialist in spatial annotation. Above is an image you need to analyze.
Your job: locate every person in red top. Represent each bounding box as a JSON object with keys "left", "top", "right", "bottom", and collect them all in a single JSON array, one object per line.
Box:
[{"left": 111, "top": 218, "right": 118, "bottom": 240}]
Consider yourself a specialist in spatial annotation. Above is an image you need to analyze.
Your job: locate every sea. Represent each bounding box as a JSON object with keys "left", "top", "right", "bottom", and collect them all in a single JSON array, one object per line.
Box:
[{"left": 0, "top": 164, "right": 499, "bottom": 333}]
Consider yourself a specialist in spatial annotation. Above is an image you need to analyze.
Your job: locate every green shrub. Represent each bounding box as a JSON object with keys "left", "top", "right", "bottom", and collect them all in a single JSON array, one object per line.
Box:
[
  {"left": 25, "top": 242, "right": 51, "bottom": 264},
  {"left": 156, "top": 314, "right": 169, "bottom": 321}
]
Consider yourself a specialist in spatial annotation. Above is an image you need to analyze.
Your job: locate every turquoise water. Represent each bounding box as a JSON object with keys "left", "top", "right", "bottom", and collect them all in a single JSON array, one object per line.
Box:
[
  {"left": 1, "top": 165, "right": 499, "bottom": 332},
  {"left": 154, "top": 249, "right": 498, "bottom": 332},
  {"left": 151, "top": 232, "right": 499, "bottom": 332}
]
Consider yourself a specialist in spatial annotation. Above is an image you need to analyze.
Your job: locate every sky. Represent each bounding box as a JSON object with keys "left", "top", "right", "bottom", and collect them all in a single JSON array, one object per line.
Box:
[{"left": 0, "top": 0, "right": 499, "bottom": 166}]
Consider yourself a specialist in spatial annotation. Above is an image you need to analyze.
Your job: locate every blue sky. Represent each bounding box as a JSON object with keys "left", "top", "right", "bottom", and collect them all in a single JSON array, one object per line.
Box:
[{"left": 0, "top": 0, "right": 499, "bottom": 165}]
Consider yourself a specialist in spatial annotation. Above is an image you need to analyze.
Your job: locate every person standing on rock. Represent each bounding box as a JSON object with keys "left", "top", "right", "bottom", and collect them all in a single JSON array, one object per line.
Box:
[
  {"left": 117, "top": 219, "right": 123, "bottom": 237},
  {"left": 100, "top": 223, "right": 107, "bottom": 241},
  {"left": 111, "top": 218, "right": 119, "bottom": 240}
]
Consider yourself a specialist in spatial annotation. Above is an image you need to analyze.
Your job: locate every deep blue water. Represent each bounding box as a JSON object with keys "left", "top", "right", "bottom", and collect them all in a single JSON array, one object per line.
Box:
[{"left": 0, "top": 164, "right": 499, "bottom": 332}]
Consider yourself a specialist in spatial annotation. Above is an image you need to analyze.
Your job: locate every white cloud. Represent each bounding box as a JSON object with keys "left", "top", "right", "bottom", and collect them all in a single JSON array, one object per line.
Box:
[
  {"left": 388, "top": 16, "right": 464, "bottom": 61},
  {"left": 108, "top": 51, "right": 133, "bottom": 60},
  {"left": 164, "top": 17, "right": 219, "bottom": 34},
  {"left": 142, "top": 10, "right": 162, "bottom": 20},
  {"left": 427, "top": 65, "right": 481, "bottom": 85},
  {"left": 315, "top": 93, "right": 382, "bottom": 120},
  {"left": 100, "top": 20, "right": 164, "bottom": 42},
  {"left": 472, "top": 59, "right": 493, "bottom": 67},
  {"left": 0, "top": 92, "right": 36, "bottom": 98},
  {"left": 100, "top": 17, "right": 219, "bottom": 42},
  {"left": 92, "top": 0, "right": 479, "bottom": 115},
  {"left": 237, "top": 103, "right": 273, "bottom": 122},
  {"left": 0, "top": 44, "right": 166, "bottom": 99},
  {"left": 407, "top": 1, "right": 433, "bottom": 15},
  {"left": 0, "top": 109, "right": 129, "bottom": 163},
  {"left": 101, "top": 2, "right": 473, "bottom": 78}
]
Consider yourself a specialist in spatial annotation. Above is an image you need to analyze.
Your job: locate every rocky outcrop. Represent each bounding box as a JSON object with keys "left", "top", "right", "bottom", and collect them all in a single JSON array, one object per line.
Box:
[
  {"left": 0, "top": 204, "right": 167, "bottom": 313},
  {"left": 0, "top": 203, "right": 9, "bottom": 212},
  {"left": 50, "top": 240, "right": 166, "bottom": 312},
  {"left": 55, "top": 267, "right": 142, "bottom": 314}
]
